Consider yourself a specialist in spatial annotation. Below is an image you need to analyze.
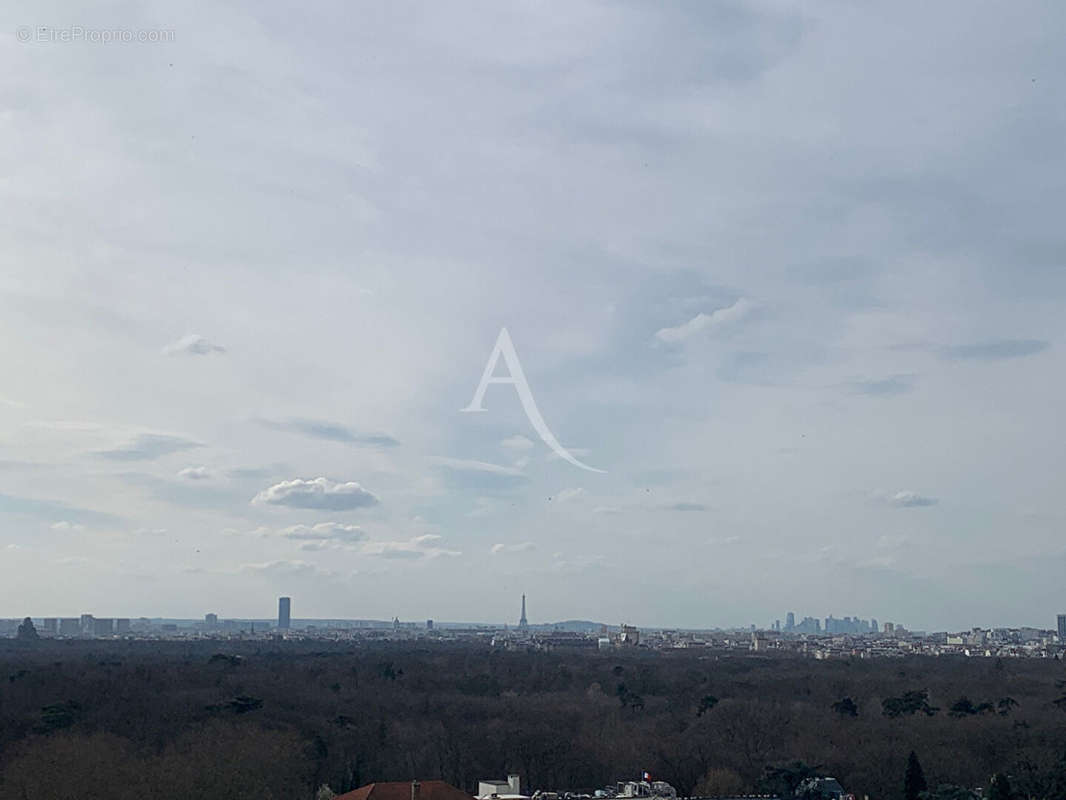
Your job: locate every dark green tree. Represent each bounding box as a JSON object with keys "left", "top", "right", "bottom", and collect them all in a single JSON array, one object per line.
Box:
[
  {"left": 905, "top": 751, "right": 928, "bottom": 800},
  {"left": 919, "top": 786, "right": 976, "bottom": 800},
  {"left": 697, "top": 694, "right": 719, "bottom": 716},
  {"left": 832, "top": 696, "right": 859, "bottom": 717},
  {"left": 16, "top": 617, "right": 39, "bottom": 641},
  {"left": 949, "top": 696, "right": 977, "bottom": 717},
  {"left": 761, "top": 761, "right": 824, "bottom": 797},
  {"left": 987, "top": 773, "right": 1011, "bottom": 800},
  {"left": 995, "top": 697, "right": 1018, "bottom": 716},
  {"left": 884, "top": 689, "right": 938, "bottom": 717}
]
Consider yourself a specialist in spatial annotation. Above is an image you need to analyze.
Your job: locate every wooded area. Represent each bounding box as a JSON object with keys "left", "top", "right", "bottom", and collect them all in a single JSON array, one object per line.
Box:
[{"left": 1, "top": 640, "right": 1065, "bottom": 799}]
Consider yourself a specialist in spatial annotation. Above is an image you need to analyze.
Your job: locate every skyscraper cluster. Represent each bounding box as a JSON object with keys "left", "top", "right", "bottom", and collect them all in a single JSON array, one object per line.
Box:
[{"left": 782, "top": 612, "right": 881, "bottom": 635}]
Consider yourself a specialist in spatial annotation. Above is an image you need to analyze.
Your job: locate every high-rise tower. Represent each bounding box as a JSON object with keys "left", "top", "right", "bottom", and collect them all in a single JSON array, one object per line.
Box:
[
  {"left": 519, "top": 594, "right": 528, "bottom": 630},
  {"left": 278, "top": 596, "right": 291, "bottom": 630}
]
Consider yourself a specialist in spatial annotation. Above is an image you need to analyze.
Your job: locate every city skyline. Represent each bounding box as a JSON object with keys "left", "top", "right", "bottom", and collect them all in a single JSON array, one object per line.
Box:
[
  {"left": 2, "top": 3, "right": 1066, "bottom": 631},
  {"left": 7, "top": 593, "right": 1066, "bottom": 637}
]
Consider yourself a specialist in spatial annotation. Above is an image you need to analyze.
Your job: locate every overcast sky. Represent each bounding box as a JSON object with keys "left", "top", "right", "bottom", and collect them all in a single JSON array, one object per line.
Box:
[{"left": 1, "top": 1, "right": 1064, "bottom": 630}]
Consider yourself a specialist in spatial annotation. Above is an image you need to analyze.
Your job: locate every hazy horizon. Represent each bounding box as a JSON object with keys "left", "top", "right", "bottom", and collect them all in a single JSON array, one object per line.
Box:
[{"left": 2, "top": 2, "right": 1065, "bottom": 631}]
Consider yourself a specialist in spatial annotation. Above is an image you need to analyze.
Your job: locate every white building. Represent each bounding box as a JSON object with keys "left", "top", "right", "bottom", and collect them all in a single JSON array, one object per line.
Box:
[{"left": 478, "top": 775, "right": 526, "bottom": 800}]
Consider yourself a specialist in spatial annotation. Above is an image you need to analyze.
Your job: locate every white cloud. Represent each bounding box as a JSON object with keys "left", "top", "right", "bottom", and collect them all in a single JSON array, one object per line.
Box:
[
  {"left": 593, "top": 505, "right": 623, "bottom": 515},
  {"left": 50, "top": 521, "right": 86, "bottom": 532},
  {"left": 555, "top": 487, "right": 587, "bottom": 502},
  {"left": 660, "top": 501, "right": 707, "bottom": 512},
  {"left": 255, "top": 417, "right": 398, "bottom": 447},
  {"left": 178, "top": 466, "right": 213, "bottom": 481},
  {"left": 655, "top": 297, "right": 755, "bottom": 343},
  {"left": 281, "top": 522, "right": 366, "bottom": 544},
  {"left": 362, "top": 534, "right": 460, "bottom": 560},
  {"left": 890, "top": 491, "right": 938, "bottom": 508},
  {"left": 491, "top": 541, "right": 535, "bottom": 554},
  {"left": 428, "top": 456, "right": 525, "bottom": 476},
  {"left": 545, "top": 447, "right": 590, "bottom": 462},
  {"left": 253, "top": 477, "right": 380, "bottom": 510},
  {"left": 873, "top": 490, "right": 939, "bottom": 508},
  {"left": 240, "top": 559, "right": 336, "bottom": 579},
  {"left": 551, "top": 553, "right": 607, "bottom": 574},
  {"left": 96, "top": 433, "right": 201, "bottom": 461},
  {"left": 162, "top": 334, "right": 226, "bottom": 356}
]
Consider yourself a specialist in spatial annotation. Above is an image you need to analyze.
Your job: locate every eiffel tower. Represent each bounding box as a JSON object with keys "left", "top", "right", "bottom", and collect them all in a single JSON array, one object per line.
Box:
[{"left": 519, "top": 594, "right": 528, "bottom": 630}]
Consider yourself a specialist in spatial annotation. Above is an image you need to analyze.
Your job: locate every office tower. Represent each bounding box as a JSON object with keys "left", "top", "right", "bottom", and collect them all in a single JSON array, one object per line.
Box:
[
  {"left": 115, "top": 618, "right": 130, "bottom": 634},
  {"left": 426, "top": 619, "right": 434, "bottom": 630},
  {"left": 519, "top": 594, "right": 528, "bottom": 630},
  {"left": 278, "top": 596, "right": 291, "bottom": 629},
  {"left": 871, "top": 619, "right": 879, "bottom": 633},
  {"left": 785, "top": 612, "right": 795, "bottom": 631},
  {"left": 93, "top": 618, "right": 114, "bottom": 637},
  {"left": 59, "top": 618, "right": 80, "bottom": 636},
  {"left": 1058, "top": 614, "right": 1066, "bottom": 640},
  {"left": 80, "top": 614, "right": 94, "bottom": 634},
  {"left": 42, "top": 618, "right": 58, "bottom": 635},
  {"left": 205, "top": 613, "right": 219, "bottom": 629}
]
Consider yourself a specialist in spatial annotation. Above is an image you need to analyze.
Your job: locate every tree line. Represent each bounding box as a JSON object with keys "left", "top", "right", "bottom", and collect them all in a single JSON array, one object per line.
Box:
[{"left": 1, "top": 639, "right": 1066, "bottom": 799}]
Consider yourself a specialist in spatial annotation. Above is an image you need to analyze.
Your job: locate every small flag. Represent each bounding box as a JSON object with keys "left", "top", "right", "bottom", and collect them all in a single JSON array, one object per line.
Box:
[{"left": 642, "top": 772, "right": 651, "bottom": 782}]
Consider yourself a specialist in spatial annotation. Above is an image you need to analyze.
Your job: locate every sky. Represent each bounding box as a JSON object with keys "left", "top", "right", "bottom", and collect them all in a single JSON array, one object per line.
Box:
[{"left": 1, "top": 1, "right": 1064, "bottom": 631}]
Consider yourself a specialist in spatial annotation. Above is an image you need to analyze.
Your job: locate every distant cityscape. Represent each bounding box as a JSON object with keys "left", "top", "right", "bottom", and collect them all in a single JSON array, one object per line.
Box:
[{"left": 5, "top": 597, "right": 1066, "bottom": 661}]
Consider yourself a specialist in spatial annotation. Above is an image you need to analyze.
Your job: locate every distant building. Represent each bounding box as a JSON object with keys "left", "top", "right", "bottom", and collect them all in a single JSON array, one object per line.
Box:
[
  {"left": 478, "top": 775, "right": 523, "bottom": 798},
  {"left": 614, "top": 779, "right": 677, "bottom": 799},
  {"left": 278, "top": 597, "right": 291, "bottom": 630},
  {"left": 518, "top": 594, "right": 528, "bottom": 631},
  {"left": 786, "top": 611, "right": 796, "bottom": 631},
  {"left": 42, "top": 618, "right": 58, "bottom": 635},
  {"left": 1058, "top": 614, "right": 1066, "bottom": 641},
  {"left": 80, "top": 614, "right": 94, "bottom": 634},
  {"left": 620, "top": 624, "right": 640, "bottom": 646},
  {"left": 115, "top": 618, "right": 131, "bottom": 634},
  {"left": 797, "top": 777, "right": 847, "bottom": 800},
  {"left": 426, "top": 619, "right": 434, "bottom": 630},
  {"left": 92, "top": 618, "right": 114, "bottom": 637},
  {"left": 205, "top": 613, "right": 219, "bottom": 629},
  {"left": 337, "top": 780, "right": 473, "bottom": 800},
  {"left": 59, "top": 618, "right": 80, "bottom": 636}
]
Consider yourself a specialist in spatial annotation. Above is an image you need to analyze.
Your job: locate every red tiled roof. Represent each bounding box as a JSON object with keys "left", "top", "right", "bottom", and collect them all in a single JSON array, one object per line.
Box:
[{"left": 337, "top": 781, "right": 473, "bottom": 800}]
